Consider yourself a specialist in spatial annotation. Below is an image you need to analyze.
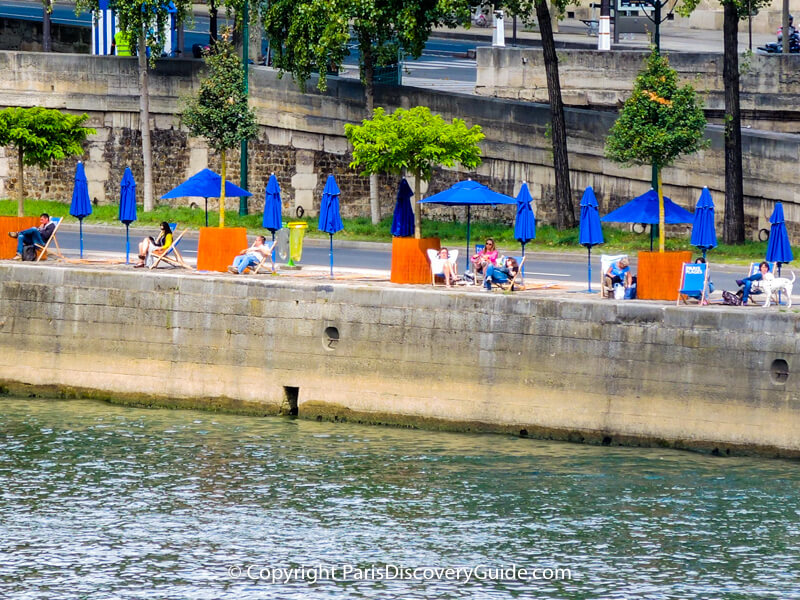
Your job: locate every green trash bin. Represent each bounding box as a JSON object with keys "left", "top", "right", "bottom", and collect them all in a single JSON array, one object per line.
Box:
[{"left": 287, "top": 221, "right": 308, "bottom": 267}]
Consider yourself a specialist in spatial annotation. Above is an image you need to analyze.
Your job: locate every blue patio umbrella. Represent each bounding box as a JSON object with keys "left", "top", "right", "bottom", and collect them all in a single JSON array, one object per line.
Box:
[
  {"left": 690, "top": 187, "right": 717, "bottom": 261},
  {"left": 70, "top": 161, "right": 92, "bottom": 258},
  {"left": 262, "top": 173, "right": 283, "bottom": 264},
  {"left": 419, "top": 180, "right": 516, "bottom": 272},
  {"left": 514, "top": 182, "right": 536, "bottom": 277},
  {"left": 766, "top": 202, "right": 793, "bottom": 281},
  {"left": 318, "top": 174, "right": 343, "bottom": 277},
  {"left": 161, "top": 168, "right": 252, "bottom": 227},
  {"left": 601, "top": 188, "right": 694, "bottom": 251},
  {"left": 118, "top": 167, "right": 137, "bottom": 264},
  {"left": 391, "top": 178, "right": 415, "bottom": 238},
  {"left": 578, "top": 186, "right": 604, "bottom": 292}
]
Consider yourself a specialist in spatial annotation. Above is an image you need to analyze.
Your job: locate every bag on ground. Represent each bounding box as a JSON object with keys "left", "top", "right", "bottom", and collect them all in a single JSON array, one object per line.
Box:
[{"left": 722, "top": 290, "right": 742, "bottom": 306}]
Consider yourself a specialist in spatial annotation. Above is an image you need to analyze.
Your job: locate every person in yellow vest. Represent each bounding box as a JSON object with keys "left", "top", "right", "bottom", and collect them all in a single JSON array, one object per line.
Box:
[{"left": 113, "top": 30, "right": 131, "bottom": 56}]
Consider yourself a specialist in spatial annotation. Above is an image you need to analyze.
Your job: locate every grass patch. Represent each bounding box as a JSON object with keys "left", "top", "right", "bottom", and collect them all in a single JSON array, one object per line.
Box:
[{"left": 1, "top": 198, "right": 771, "bottom": 263}]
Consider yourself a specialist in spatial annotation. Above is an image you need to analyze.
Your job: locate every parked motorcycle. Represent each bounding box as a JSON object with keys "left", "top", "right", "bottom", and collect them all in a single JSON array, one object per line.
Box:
[{"left": 757, "top": 31, "right": 800, "bottom": 54}]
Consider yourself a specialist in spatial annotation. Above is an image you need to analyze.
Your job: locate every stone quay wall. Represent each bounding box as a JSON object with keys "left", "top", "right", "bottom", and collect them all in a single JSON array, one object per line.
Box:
[
  {"left": 2, "top": 51, "right": 800, "bottom": 239},
  {"left": 1, "top": 263, "right": 799, "bottom": 457}
]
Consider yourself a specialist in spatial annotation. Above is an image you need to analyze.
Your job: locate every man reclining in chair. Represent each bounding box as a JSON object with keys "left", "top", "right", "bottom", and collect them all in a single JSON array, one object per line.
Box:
[
  {"left": 228, "top": 235, "right": 271, "bottom": 274},
  {"left": 8, "top": 213, "right": 55, "bottom": 260}
]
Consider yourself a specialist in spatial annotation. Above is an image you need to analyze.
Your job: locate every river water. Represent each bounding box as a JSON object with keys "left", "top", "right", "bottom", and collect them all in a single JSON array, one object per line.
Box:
[{"left": 1, "top": 397, "right": 798, "bottom": 599}]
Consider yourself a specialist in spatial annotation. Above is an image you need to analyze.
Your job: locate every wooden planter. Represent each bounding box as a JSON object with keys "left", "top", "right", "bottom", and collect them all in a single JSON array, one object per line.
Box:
[
  {"left": 637, "top": 250, "right": 692, "bottom": 300},
  {"left": 196, "top": 227, "right": 248, "bottom": 272},
  {"left": 390, "top": 237, "right": 440, "bottom": 284},
  {"left": 0, "top": 216, "right": 40, "bottom": 259}
]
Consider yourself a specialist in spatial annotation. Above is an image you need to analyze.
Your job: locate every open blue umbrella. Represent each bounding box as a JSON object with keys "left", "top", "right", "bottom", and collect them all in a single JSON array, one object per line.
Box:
[
  {"left": 690, "top": 187, "right": 717, "bottom": 261},
  {"left": 578, "top": 186, "right": 604, "bottom": 292},
  {"left": 391, "top": 178, "right": 415, "bottom": 237},
  {"left": 262, "top": 173, "right": 283, "bottom": 264},
  {"left": 766, "top": 201, "right": 793, "bottom": 282},
  {"left": 419, "top": 180, "right": 516, "bottom": 271},
  {"left": 70, "top": 162, "right": 92, "bottom": 258},
  {"left": 601, "top": 188, "right": 694, "bottom": 251},
  {"left": 118, "top": 167, "right": 137, "bottom": 264},
  {"left": 318, "top": 174, "right": 343, "bottom": 277},
  {"left": 161, "top": 168, "right": 252, "bottom": 227},
  {"left": 514, "top": 182, "right": 536, "bottom": 277}
]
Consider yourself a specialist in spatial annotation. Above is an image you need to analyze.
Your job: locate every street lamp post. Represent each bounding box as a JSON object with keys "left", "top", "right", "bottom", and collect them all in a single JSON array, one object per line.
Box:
[{"left": 239, "top": 0, "right": 250, "bottom": 216}]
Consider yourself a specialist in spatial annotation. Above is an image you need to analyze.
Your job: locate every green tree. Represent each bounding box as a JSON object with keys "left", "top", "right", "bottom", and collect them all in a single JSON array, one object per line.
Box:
[
  {"left": 680, "top": 0, "right": 770, "bottom": 244},
  {"left": 76, "top": 0, "right": 192, "bottom": 213},
  {"left": 182, "top": 36, "right": 258, "bottom": 228},
  {"left": 263, "top": 0, "right": 472, "bottom": 224},
  {"left": 499, "top": 0, "right": 577, "bottom": 229},
  {"left": 345, "top": 105, "right": 484, "bottom": 238},
  {"left": 0, "top": 107, "right": 95, "bottom": 217},
  {"left": 605, "top": 51, "right": 707, "bottom": 253}
]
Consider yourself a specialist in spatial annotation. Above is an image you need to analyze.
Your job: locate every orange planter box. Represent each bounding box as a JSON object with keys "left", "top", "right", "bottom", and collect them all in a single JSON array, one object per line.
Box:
[
  {"left": 390, "top": 237, "right": 440, "bottom": 284},
  {"left": 196, "top": 227, "right": 248, "bottom": 272},
  {"left": 637, "top": 250, "right": 692, "bottom": 300},
  {"left": 0, "top": 216, "right": 40, "bottom": 259}
]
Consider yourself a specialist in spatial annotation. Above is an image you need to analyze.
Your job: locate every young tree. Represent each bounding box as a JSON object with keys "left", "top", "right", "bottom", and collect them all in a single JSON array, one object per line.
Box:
[
  {"left": 182, "top": 36, "right": 258, "bottom": 228},
  {"left": 605, "top": 51, "right": 707, "bottom": 252},
  {"left": 0, "top": 107, "right": 95, "bottom": 217},
  {"left": 76, "top": 0, "right": 192, "bottom": 213},
  {"left": 345, "top": 105, "right": 484, "bottom": 238},
  {"left": 263, "top": 0, "right": 473, "bottom": 225},
  {"left": 500, "top": 0, "right": 577, "bottom": 229}
]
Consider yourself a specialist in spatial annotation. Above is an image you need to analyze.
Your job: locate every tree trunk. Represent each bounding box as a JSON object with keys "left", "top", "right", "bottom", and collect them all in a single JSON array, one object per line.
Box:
[
  {"left": 210, "top": 1, "right": 218, "bottom": 45},
  {"left": 42, "top": 0, "right": 52, "bottom": 53},
  {"left": 17, "top": 149, "right": 24, "bottom": 217},
  {"left": 361, "top": 36, "right": 381, "bottom": 225},
  {"left": 220, "top": 148, "right": 227, "bottom": 228},
  {"left": 657, "top": 167, "right": 665, "bottom": 252},
  {"left": 139, "top": 32, "right": 154, "bottom": 213},
  {"left": 782, "top": 0, "right": 790, "bottom": 54},
  {"left": 535, "top": 0, "right": 576, "bottom": 230},
  {"left": 722, "top": 2, "right": 745, "bottom": 244},
  {"left": 413, "top": 170, "right": 422, "bottom": 240}
]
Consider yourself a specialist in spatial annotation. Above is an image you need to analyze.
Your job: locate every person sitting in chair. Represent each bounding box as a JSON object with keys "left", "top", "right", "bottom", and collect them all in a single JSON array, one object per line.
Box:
[
  {"left": 605, "top": 257, "right": 632, "bottom": 289},
  {"left": 470, "top": 238, "right": 498, "bottom": 283},
  {"left": 8, "top": 213, "right": 55, "bottom": 260},
  {"left": 735, "top": 261, "right": 770, "bottom": 306},
  {"left": 484, "top": 256, "right": 519, "bottom": 290},
  {"left": 135, "top": 222, "right": 173, "bottom": 268},
  {"left": 436, "top": 247, "right": 458, "bottom": 287},
  {"left": 228, "top": 235, "right": 271, "bottom": 274}
]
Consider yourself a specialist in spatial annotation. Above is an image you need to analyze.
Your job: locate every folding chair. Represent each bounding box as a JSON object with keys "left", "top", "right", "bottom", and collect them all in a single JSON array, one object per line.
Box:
[
  {"left": 600, "top": 254, "right": 628, "bottom": 298},
  {"left": 676, "top": 262, "right": 709, "bottom": 305},
  {"left": 426, "top": 248, "right": 459, "bottom": 286},
  {"left": 34, "top": 217, "right": 65, "bottom": 262},
  {"left": 492, "top": 256, "right": 526, "bottom": 291},
  {"left": 149, "top": 228, "right": 190, "bottom": 269},
  {"left": 250, "top": 241, "right": 278, "bottom": 275},
  {"left": 745, "top": 261, "right": 779, "bottom": 304}
]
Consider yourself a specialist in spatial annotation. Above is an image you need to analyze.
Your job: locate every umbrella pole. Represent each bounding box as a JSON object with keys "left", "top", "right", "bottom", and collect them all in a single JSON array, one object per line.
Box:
[
  {"left": 778, "top": 261, "right": 783, "bottom": 304},
  {"left": 79, "top": 218, "right": 84, "bottom": 259},
  {"left": 205, "top": 198, "right": 209, "bottom": 228},
  {"left": 649, "top": 225, "right": 654, "bottom": 252},
  {"left": 125, "top": 224, "right": 130, "bottom": 264},
  {"left": 521, "top": 242, "right": 526, "bottom": 278},
  {"left": 587, "top": 245, "right": 592, "bottom": 293},
  {"left": 271, "top": 230, "right": 276, "bottom": 272},
  {"left": 465, "top": 206, "right": 471, "bottom": 274},
  {"left": 329, "top": 233, "right": 334, "bottom": 278},
  {"left": 702, "top": 248, "right": 707, "bottom": 262}
]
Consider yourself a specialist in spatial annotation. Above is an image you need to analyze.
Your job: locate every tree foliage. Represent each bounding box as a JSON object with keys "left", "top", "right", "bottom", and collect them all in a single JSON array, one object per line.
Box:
[
  {"left": 345, "top": 105, "right": 484, "bottom": 237},
  {"left": 182, "top": 37, "right": 258, "bottom": 227},
  {"left": 606, "top": 52, "right": 707, "bottom": 169},
  {"left": 0, "top": 107, "right": 95, "bottom": 216}
]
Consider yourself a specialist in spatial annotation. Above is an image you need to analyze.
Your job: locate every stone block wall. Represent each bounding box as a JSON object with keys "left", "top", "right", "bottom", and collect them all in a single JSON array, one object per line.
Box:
[{"left": 1, "top": 263, "right": 799, "bottom": 456}]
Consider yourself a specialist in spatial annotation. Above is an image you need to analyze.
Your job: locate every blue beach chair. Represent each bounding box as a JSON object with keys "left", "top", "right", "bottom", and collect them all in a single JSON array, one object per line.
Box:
[{"left": 677, "top": 262, "right": 709, "bottom": 305}]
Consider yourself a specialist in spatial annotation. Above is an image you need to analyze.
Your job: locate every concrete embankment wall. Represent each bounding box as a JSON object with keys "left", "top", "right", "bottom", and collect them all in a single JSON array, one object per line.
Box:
[{"left": 1, "top": 264, "right": 799, "bottom": 457}]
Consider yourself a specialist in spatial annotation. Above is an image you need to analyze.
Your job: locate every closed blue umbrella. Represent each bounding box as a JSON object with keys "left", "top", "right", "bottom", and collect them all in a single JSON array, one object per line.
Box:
[
  {"left": 419, "top": 180, "right": 516, "bottom": 271},
  {"left": 766, "top": 202, "right": 793, "bottom": 284},
  {"left": 118, "top": 167, "right": 137, "bottom": 264},
  {"left": 318, "top": 174, "right": 343, "bottom": 277},
  {"left": 70, "top": 162, "right": 92, "bottom": 258},
  {"left": 578, "top": 186, "right": 604, "bottom": 292},
  {"left": 262, "top": 173, "right": 283, "bottom": 264},
  {"left": 690, "top": 187, "right": 717, "bottom": 261},
  {"left": 161, "top": 168, "right": 252, "bottom": 227},
  {"left": 391, "top": 178, "right": 415, "bottom": 238},
  {"left": 601, "top": 188, "right": 694, "bottom": 251},
  {"left": 514, "top": 182, "right": 536, "bottom": 277}
]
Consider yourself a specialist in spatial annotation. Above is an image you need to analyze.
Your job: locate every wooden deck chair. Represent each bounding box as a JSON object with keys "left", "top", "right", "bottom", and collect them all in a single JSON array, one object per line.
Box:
[
  {"left": 676, "top": 262, "right": 709, "bottom": 306},
  {"left": 250, "top": 240, "right": 278, "bottom": 275},
  {"left": 34, "top": 216, "right": 65, "bottom": 262},
  {"left": 149, "top": 228, "right": 190, "bottom": 269},
  {"left": 493, "top": 256, "right": 526, "bottom": 291},
  {"left": 600, "top": 254, "right": 628, "bottom": 298}
]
